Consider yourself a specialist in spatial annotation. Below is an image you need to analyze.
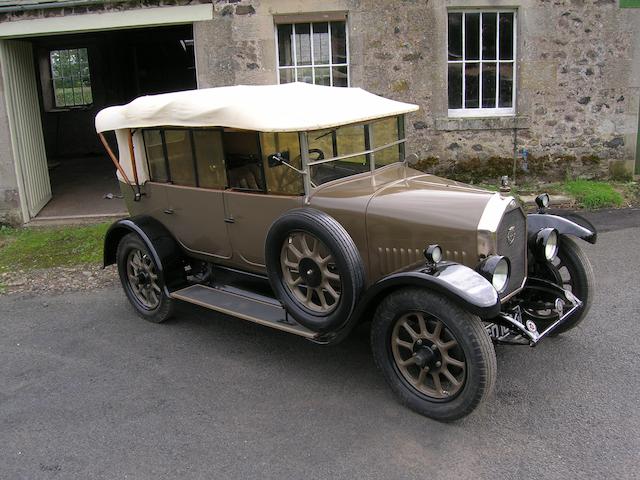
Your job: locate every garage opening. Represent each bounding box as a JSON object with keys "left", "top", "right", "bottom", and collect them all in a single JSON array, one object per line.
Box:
[{"left": 31, "top": 24, "right": 196, "bottom": 220}]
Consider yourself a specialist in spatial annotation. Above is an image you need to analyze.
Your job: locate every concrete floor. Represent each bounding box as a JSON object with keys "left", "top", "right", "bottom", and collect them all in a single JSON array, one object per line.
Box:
[{"left": 36, "top": 156, "right": 127, "bottom": 219}]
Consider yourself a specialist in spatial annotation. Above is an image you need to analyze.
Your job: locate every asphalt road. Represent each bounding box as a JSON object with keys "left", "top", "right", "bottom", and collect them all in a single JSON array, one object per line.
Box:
[{"left": 1, "top": 211, "right": 639, "bottom": 479}]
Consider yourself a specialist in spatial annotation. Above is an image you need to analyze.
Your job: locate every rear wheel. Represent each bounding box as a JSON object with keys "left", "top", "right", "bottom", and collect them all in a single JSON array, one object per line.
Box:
[
  {"left": 116, "top": 233, "right": 174, "bottom": 323},
  {"left": 371, "top": 288, "right": 496, "bottom": 421}
]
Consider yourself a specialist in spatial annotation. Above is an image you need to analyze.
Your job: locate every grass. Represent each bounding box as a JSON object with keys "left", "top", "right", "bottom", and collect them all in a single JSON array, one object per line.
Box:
[
  {"left": 0, "top": 223, "right": 109, "bottom": 273},
  {"left": 562, "top": 180, "right": 624, "bottom": 209}
]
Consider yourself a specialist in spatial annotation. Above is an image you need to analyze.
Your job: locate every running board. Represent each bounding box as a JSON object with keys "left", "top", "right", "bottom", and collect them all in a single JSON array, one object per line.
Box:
[{"left": 170, "top": 284, "right": 318, "bottom": 339}]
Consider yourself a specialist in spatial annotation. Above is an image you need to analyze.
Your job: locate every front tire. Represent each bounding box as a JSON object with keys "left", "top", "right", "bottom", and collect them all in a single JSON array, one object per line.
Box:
[
  {"left": 116, "top": 233, "right": 174, "bottom": 323},
  {"left": 371, "top": 288, "right": 496, "bottom": 421}
]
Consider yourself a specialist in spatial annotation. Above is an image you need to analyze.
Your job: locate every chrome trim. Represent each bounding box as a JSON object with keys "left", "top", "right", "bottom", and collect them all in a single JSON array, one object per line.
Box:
[{"left": 476, "top": 194, "right": 517, "bottom": 257}]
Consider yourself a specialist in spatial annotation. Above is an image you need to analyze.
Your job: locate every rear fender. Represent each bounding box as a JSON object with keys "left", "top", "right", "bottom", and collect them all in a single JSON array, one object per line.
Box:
[
  {"left": 103, "top": 216, "right": 185, "bottom": 292},
  {"left": 527, "top": 213, "right": 597, "bottom": 244}
]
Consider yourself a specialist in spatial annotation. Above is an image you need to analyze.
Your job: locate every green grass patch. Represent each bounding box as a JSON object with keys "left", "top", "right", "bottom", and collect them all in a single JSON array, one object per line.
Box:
[
  {"left": 0, "top": 223, "right": 109, "bottom": 272},
  {"left": 562, "top": 180, "right": 624, "bottom": 209}
]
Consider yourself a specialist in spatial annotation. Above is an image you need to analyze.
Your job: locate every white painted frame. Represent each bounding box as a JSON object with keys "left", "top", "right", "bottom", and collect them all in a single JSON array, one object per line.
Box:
[
  {"left": 446, "top": 9, "right": 517, "bottom": 118},
  {"left": 275, "top": 19, "right": 350, "bottom": 87}
]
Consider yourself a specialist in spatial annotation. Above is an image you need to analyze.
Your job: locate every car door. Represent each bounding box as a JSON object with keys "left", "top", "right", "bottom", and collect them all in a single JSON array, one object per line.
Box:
[
  {"left": 143, "top": 128, "right": 232, "bottom": 259},
  {"left": 222, "top": 130, "right": 304, "bottom": 270}
]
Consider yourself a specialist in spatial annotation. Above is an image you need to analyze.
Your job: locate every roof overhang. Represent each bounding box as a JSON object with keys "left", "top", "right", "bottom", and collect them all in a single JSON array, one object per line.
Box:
[{"left": 0, "top": 3, "right": 212, "bottom": 38}]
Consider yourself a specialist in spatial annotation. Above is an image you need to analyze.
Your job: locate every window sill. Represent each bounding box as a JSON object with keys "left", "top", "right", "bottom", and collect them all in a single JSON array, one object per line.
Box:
[{"left": 435, "top": 115, "right": 530, "bottom": 131}]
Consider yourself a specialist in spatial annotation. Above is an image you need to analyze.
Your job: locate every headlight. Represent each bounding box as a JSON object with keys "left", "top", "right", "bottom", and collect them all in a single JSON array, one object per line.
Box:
[
  {"left": 424, "top": 244, "right": 443, "bottom": 264},
  {"left": 535, "top": 193, "right": 550, "bottom": 209},
  {"left": 477, "top": 255, "right": 511, "bottom": 293},
  {"left": 530, "top": 228, "right": 559, "bottom": 261}
]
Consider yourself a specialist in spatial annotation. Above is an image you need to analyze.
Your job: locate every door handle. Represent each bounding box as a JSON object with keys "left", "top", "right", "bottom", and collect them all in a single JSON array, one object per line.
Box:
[
  {"left": 224, "top": 217, "right": 235, "bottom": 224},
  {"left": 163, "top": 208, "right": 174, "bottom": 215}
]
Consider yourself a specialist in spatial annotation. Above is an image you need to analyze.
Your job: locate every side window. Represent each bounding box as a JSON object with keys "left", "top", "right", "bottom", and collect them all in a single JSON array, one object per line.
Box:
[
  {"left": 193, "top": 130, "right": 227, "bottom": 189},
  {"left": 224, "top": 130, "right": 266, "bottom": 191},
  {"left": 143, "top": 129, "right": 168, "bottom": 182},
  {"left": 164, "top": 130, "right": 197, "bottom": 187},
  {"left": 260, "top": 132, "right": 303, "bottom": 195}
]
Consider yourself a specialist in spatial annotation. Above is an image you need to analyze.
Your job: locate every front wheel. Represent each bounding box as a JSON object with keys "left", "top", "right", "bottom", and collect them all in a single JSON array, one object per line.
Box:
[
  {"left": 371, "top": 288, "right": 496, "bottom": 421},
  {"left": 116, "top": 233, "right": 174, "bottom": 323}
]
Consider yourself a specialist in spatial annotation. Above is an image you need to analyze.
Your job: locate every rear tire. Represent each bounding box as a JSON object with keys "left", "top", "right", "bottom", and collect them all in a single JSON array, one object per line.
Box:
[
  {"left": 116, "top": 233, "right": 174, "bottom": 323},
  {"left": 371, "top": 288, "right": 496, "bottom": 421}
]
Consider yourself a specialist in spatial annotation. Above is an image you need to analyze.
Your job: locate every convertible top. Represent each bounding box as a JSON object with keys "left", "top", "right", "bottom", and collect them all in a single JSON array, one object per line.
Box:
[{"left": 95, "top": 82, "right": 419, "bottom": 133}]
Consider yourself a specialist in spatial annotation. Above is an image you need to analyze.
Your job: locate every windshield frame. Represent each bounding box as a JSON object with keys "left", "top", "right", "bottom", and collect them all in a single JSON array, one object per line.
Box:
[{"left": 297, "top": 114, "right": 406, "bottom": 195}]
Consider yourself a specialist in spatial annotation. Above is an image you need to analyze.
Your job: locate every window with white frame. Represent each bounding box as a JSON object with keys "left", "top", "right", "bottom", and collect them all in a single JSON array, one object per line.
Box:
[
  {"left": 276, "top": 20, "right": 348, "bottom": 87},
  {"left": 447, "top": 11, "right": 516, "bottom": 117}
]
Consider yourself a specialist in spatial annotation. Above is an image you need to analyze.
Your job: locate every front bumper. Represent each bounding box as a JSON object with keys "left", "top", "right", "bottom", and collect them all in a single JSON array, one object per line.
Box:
[{"left": 486, "top": 278, "right": 583, "bottom": 346}]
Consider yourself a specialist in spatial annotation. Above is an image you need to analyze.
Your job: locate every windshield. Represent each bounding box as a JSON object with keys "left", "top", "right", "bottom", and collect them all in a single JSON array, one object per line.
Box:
[{"left": 306, "top": 115, "right": 404, "bottom": 186}]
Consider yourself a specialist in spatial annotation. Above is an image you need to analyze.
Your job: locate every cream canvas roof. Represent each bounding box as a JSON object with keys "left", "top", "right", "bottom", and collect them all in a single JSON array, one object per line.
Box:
[{"left": 95, "top": 83, "right": 419, "bottom": 133}]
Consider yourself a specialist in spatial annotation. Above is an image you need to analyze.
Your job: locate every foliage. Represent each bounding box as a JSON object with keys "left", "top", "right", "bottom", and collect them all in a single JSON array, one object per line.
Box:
[
  {"left": 562, "top": 180, "right": 624, "bottom": 209},
  {"left": 0, "top": 223, "right": 109, "bottom": 272}
]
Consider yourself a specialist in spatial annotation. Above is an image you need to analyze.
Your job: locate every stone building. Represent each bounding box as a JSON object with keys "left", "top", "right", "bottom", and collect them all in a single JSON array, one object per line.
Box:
[{"left": 0, "top": 0, "right": 638, "bottom": 224}]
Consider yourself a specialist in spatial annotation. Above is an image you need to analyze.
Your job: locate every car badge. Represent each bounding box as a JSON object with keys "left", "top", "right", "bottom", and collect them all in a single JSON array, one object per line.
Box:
[
  {"left": 507, "top": 225, "right": 516, "bottom": 245},
  {"left": 525, "top": 320, "right": 537, "bottom": 333}
]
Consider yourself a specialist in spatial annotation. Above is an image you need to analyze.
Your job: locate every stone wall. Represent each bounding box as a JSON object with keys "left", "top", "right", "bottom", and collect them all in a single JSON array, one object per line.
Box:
[
  {"left": 194, "top": 0, "right": 640, "bottom": 181},
  {"left": 0, "top": 0, "right": 639, "bottom": 223}
]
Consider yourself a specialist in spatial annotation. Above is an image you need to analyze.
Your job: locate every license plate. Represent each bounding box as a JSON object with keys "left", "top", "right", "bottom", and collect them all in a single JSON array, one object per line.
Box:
[{"left": 484, "top": 323, "right": 511, "bottom": 339}]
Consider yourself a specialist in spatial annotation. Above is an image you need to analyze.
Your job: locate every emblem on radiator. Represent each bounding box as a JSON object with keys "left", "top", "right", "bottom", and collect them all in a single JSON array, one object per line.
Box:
[{"left": 507, "top": 225, "right": 516, "bottom": 245}]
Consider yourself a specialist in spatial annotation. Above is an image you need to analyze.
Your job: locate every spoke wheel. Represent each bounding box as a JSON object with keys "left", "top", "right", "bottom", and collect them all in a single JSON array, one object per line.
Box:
[
  {"left": 371, "top": 288, "right": 496, "bottom": 421},
  {"left": 280, "top": 231, "right": 342, "bottom": 314},
  {"left": 126, "top": 248, "right": 161, "bottom": 310},
  {"left": 391, "top": 312, "right": 466, "bottom": 400},
  {"left": 116, "top": 233, "right": 174, "bottom": 323}
]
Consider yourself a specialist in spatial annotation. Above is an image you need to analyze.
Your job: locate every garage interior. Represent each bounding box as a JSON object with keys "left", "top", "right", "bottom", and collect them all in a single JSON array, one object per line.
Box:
[{"left": 31, "top": 24, "right": 196, "bottom": 220}]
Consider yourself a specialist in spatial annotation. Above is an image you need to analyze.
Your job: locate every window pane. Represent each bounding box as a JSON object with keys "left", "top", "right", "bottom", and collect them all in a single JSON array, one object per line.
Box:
[
  {"left": 295, "top": 23, "right": 312, "bottom": 66},
  {"left": 499, "top": 13, "right": 514, "bottom": 60},
  {"left": 279, "top": 68, "right": 295, "bottom": 84},
  {"left": 465, "top": 63, "right": 480, "bottom": 108},
  {"left": 332, "top": 65, "right": 348, "bottom": 87},
  {"left": 448, "top": 12, "right": 463, "bottom": 61},
  {"left": 330, "top": 21, "right": 347, "bottom": 64},
  {"left": 261, "top": 132, "right": 303, "bottom": 195},
  {"left": 498, "top": 62, "right": 513, "bottom": 107},
  {"left": 224, "top": 131, "right": 265, "bottom": 191},
  {"left": 448, "top": 63, "right": 462, "bottom": 109},
  {"left": 314, "top": 67, "right": 330, "bottom": 86},
  {"left": 481, "top": 63, "right": 496, "bottom": 108},
  {"left": 297, "top": 67, "right": 313, "bottom": 84},
  {"left": 165, "top": 130, "right": 196, "bottom": 187},
  {"left": 482, "top": 12, "right": 497, "bottom": 60},
  {"left": 193, "top": 130, "right": 226, "bottom": 189},
  {"left": 465, "top": 13, "right": 480, "bottom": 60},
  {"left": 50, "top": 48, "right": 92, "bottom": 107},
  {"left": 143, "top": 130, "right": 168, "bottom": 182},
  {"left": 277, "top": 24, "right": 294, "bottom": 66},
  {"left": 313, "top": 22, "right": 330, "bottom": 64},
  {"left": 371, "top": 117, "right": 399, "bottom": 148},
  {"left": 372, "top": 117, "right": 400, "bottom": 166}
]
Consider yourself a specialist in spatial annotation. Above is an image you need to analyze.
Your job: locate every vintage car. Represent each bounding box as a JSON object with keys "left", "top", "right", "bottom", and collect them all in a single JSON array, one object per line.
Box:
[{"left": 96, "top": 83, "right": 596, "bottom": 421}]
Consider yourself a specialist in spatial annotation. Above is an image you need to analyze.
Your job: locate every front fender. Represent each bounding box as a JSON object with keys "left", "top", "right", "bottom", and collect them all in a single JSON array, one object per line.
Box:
[
  {"left": 527, "top": 213, "right": 597, "bottom": 244},
  {"left": 360, "top": 262, "right": 501, "bottom": 320}
]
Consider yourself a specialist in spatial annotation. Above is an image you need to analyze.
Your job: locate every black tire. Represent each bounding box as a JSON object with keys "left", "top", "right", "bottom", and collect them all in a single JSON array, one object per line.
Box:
[
  {"left": 527, "top": 235, "right": 595, "bottom": 334},
  {"left": 116, "top": 232, "right": 174, "bottom": 323},
  {"left": 371, "top": 288, "right": 496, "bottom": 421},
  {"left": 265, "top": 208, "right": 365, "bottom": 332}
]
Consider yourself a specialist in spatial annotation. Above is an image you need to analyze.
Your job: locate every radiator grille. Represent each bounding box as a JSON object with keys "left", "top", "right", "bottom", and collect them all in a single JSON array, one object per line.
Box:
[{"left": 496, "top": 207, "right": 527, "bottom": 298}]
